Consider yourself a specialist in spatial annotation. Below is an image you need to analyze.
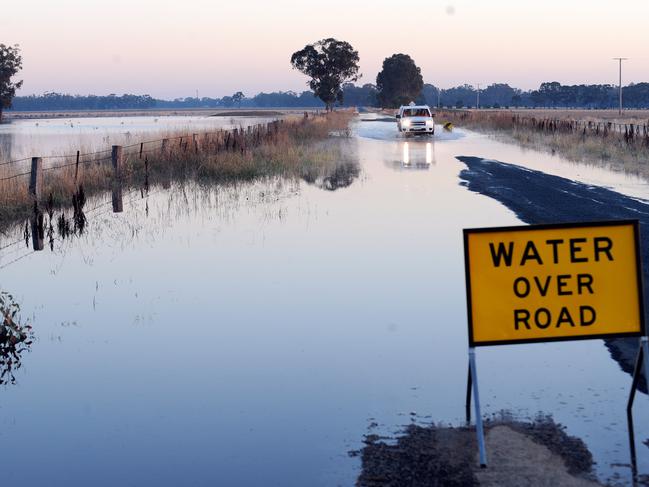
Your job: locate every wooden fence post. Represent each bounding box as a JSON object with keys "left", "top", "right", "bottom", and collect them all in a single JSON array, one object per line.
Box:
[
  {"left": 74, "top": 150, "right": 80, "bottom": 184},
  {"left": 161, "top": 138, "right": 169, "bottom": 154},
  {"left": 112, "top": 145, "right": 123, "bottom": 179},
  {"left": 29, "top": 157, "right": 43, "bottom": 202},
  {"left": 110, "top": 145, "right": 124, "bottom": 213},
  {"left": 144, "top": 156, "right": 149, "bottom": 191}
]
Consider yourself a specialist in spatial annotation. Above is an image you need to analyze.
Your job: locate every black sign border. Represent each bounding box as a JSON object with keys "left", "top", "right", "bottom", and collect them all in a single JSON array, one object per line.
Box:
[{"left": 463, "top": 219, "right": 645, "bottom": 347}]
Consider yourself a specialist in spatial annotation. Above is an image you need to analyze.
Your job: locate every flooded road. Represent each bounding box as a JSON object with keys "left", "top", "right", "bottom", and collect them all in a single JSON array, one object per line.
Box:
[{"left": 1, "top": 115, "right": 648, "bottom": 486}]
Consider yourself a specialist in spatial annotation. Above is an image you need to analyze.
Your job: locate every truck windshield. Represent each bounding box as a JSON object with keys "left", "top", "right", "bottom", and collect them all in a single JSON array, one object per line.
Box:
[{"left": 402, "top": 108, "right": 431, "bottom": 117}]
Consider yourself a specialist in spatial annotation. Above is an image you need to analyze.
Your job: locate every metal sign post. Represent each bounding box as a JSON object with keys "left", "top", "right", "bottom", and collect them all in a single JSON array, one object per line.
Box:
[{"left": 468, "top": 347, "right": 487, "bottom": 467}]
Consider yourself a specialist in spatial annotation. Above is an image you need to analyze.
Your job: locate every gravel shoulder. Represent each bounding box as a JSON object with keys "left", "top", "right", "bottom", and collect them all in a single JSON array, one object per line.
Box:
[
  {"left": 354, "top": 417, "right": 601, "bottom": 486},
  {"left": 476, "top": 425, "right": 601, "bottom": 487}
]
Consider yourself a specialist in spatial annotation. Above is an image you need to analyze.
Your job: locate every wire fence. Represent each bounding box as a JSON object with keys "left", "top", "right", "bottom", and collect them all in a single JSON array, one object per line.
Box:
[
  {"left": 0, "top": 116, "right": 305, "bottom": 188},
  {"left": 438, "top": 110, "right": 649, "bottom": 143},
  {"left": 0, "top": 115, "right": 301, "bottom": 177},
  {"left": 0, "top": 112, "right": 324, "bottom": 269}
]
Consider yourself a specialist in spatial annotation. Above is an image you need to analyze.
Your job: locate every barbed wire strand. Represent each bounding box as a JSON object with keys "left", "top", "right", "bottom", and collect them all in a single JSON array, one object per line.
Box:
[
  {"left": 0, "top": 156, "right": 33, "bottom": 167},
  {"left": 0, "top": 171, "right": 31, "bottom": 182}
]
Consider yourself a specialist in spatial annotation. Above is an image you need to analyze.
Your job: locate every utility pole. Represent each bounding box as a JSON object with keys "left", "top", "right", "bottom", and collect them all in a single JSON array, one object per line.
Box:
[
  {"left": 613, "top": 58, "right": 628, "bottom": 115},
  {"left": 437, "top": 86, "right": 441, "bottom": 108},
  {"left": 476, "top": 84, "right": 480, "bottom": 110}
]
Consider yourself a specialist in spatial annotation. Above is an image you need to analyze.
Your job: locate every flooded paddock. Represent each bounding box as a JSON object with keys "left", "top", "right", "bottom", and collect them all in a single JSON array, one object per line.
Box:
[
  {"left": 0, "top": 114, "right": 284, "bottom": 163},
  {"left": 1, "top": 114, "right": 648, "bottom": 486}
]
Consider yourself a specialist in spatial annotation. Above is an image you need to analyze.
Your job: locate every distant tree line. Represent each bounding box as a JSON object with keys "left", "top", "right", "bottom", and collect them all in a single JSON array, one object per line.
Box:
[
  {"left": 11, "top": 82, "right": 649, "bottom": 112},
  {"left": 11, "top": 92, "right": 157, "bottom": 111},
  {"left": 155, "top": 91, "right": 326, "bottom": 109},
  {"left": 421, "top": 82, "right": 649, "bottom": 110},
  {"left": 9, "top": 87, "right": 373, "bottom": 111}
]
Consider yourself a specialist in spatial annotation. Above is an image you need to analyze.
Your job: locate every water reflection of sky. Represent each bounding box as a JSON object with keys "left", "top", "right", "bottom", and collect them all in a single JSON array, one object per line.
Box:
[{"left": 0, "top": 118, "right": 647, "bottom": 485}]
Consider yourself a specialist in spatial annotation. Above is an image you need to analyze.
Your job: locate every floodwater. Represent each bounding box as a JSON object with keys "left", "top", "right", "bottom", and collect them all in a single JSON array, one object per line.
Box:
[
  {"left": 1, "top": 114, "right": 648, "bottom": 486},
  {"left": 0, "top": 114, "right": 282, "bottom": 163}
]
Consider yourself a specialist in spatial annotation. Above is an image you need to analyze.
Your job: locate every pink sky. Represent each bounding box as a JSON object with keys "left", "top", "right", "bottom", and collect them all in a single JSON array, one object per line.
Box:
[{"left": 3, "top": 0, "right": 648, "bottom": 98}]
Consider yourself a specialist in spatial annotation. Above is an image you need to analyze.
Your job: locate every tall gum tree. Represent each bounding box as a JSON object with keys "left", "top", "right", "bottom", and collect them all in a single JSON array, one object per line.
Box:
[
  {"left": 0, "top": 44, "right": 23, "bottom": 122},
  {"left": 376, "top": 54, "right": 423, "bottom": 108},
  {"left": 290, "top": 38, "right": 360, "bottom": 111}
]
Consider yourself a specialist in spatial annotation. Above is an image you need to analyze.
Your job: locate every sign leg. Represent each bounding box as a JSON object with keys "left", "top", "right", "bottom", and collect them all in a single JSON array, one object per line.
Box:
[
  {"left": 469, "top": 347, "right": 487, "bottom": 468},
  {"left": 466, "top": 362, "right": 472, "bottom": 423},
  {"left": 627, "top": 406, "right": 638, "bottom": 481},
  {"left": 626, "top": 339, "right": 644, "bottom": 482}
]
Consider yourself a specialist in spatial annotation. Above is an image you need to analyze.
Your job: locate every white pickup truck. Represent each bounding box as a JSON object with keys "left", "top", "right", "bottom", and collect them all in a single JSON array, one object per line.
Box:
[{"left": 396, "top": 104, "right": 435, "bottom": 136}]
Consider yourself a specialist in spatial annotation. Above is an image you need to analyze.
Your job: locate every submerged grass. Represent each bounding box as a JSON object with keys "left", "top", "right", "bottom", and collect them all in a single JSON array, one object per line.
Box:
[
  {"left": 0, "top": 112, "right": 354, "bottom": 229},
  {"left": 437, "top": 109, "right": 649, "bottom": 179}
]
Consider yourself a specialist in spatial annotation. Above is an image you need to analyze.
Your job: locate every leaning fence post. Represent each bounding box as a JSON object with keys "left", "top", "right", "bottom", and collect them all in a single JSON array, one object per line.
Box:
[
  {"left": 111, "top": 145, "right": 124, "bottom": 179},
  {"left": 161, "top": 138, "right": 169, "bottom": 154},
  {"left": 29, "top": 157, "right": 43, "bottom": 202}
]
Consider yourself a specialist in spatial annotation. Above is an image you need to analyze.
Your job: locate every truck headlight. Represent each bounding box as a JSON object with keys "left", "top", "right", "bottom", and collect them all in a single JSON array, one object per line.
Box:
[
  {"left": 402, "top": 119, "right": 410, "bottom": 127},
  {"left": 426, "top": 119, "right": 434, "bottom": 126}
]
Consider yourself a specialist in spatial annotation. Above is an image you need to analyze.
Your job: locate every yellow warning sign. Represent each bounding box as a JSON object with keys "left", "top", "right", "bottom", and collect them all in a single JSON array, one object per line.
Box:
[{"left": 463, "top": 221, "right": 644, "bottom": 346}]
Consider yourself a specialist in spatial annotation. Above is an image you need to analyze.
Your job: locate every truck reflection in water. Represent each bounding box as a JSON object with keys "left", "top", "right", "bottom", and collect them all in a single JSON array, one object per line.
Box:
[{"left": 392, "top": 141, "right": 435, "bottom": 170}]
